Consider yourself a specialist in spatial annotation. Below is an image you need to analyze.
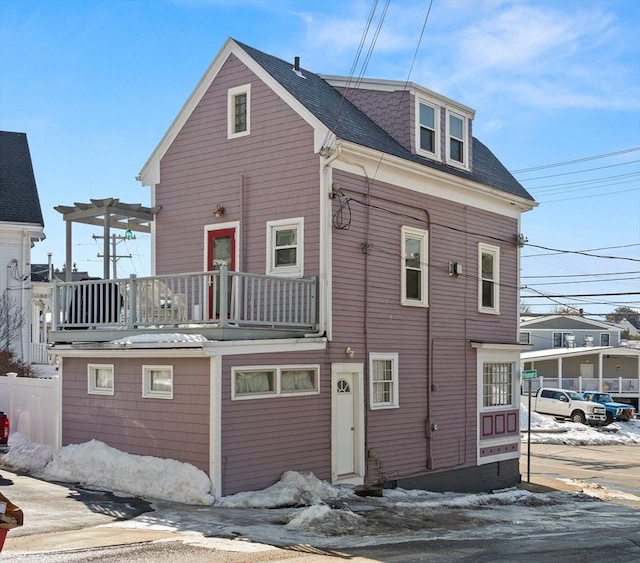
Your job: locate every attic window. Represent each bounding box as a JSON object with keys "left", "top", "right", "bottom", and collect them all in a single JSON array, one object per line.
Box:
[
  {"left": 415, "top": 97, "right": 440, "bottom": 160},
  {"left": 446, "top": 110, "right": 469, "bottom": 169},
  {"left": 228, "top": 84, "right": 251, "bottom": 139}
]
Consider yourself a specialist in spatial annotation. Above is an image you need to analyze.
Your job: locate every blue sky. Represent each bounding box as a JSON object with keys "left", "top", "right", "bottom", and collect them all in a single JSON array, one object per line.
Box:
[{"left": 1, "top": 0, "right": 639, "bottom": 318}]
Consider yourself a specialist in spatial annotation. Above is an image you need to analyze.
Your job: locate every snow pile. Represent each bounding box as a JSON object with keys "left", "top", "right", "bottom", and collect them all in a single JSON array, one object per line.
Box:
[
  {"left": 1, "top": 432, "right": 52, "bottom": 472},
  {"left": 216, "top": 470, "right": 347, "bottom": 508},
  {"left": 3, "top": 434, "right": 214, "bottom": 505},
  {"left": 111, "top": 333, "right": 208, "bottom": 344}
]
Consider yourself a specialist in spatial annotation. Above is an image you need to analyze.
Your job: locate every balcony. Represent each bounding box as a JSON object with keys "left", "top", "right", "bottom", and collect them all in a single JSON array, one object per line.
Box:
[{"left": 50, "top": 266, "right": 318, "bottom": 343}]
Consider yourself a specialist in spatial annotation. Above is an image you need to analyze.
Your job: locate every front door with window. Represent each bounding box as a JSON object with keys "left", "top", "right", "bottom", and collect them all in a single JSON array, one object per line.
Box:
[
  {"left": 331, "top": 363, "right": 364, "bottom": 485},
  {"left": 206, "top": 228, "right": 236, "bottom": 320}
]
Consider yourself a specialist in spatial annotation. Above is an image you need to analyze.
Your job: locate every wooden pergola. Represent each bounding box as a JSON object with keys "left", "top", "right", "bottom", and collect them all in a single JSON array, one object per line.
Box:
[{"left": 54, "top": 198, "right": 161, "bottom": 281}]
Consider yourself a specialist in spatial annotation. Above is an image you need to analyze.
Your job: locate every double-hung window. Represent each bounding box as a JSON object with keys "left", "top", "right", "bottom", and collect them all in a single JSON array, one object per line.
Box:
[
  {"left": 416, "top": 100, "right": 439, "bottom": 158},
  {"left": 88, "top": 364, "right": 114, "bottom": 396},
  {"left": 370, "top": 353, "right": 399, "bottom": 409},
  {"left": 266, "top": 217, "right": 304, "bottom": 277},
  {"left": 478, "top": 243, "right": 499, "bottom": 314},
  {"left": 227, "top": 84, "right": 251, "bottom": 138},
  {"left": 446, "top": 110, "right": 468, "bottom": 168},
  {"left": 401, "top": 226, "right": 428, "bottom": 307}
]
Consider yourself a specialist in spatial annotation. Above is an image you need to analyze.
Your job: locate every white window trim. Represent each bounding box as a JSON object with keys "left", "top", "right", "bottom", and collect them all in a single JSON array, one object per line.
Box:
[
  {"left": 401, "top": 226, "right": 428, "bottom": 307},
  {"left": 266, "top": 217, "right": 304, "bottom": 278},
  {"left": 369, "top": 353, "right": 399, "bottom": 410},
  {"left": 142, "top": 365, "right": 174, "bottom": 400},
  {"left": 478, "top": 242, "right": 500, "bottom": 315},
  {"left": 446, "top": 108, "right": 469, "bottom": 170},
  {"left": 415, "top": 97, "right": 440, "bottom": 160},
  {"left": 227, "top": 83, "right": 251, "bottom": 139},
  {"left": 88, "top": 363, "right": 114, "bottom": 396},
  {"left": 232, "top": 364, "right": 320, "bottom": 400}
]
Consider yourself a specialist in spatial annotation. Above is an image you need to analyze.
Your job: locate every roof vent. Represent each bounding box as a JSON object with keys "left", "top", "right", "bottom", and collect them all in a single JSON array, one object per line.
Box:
[{"left": 292, "top": 56, "right": 305, "bottom": 79}]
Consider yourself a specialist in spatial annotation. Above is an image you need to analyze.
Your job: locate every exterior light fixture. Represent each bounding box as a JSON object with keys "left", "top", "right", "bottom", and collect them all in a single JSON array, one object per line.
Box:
[
  {"left": 345, "top": 347, "right": 355, "bottom": 359},
  {"left": 213, "top": 204, "right": 225, "bottom": 218}
]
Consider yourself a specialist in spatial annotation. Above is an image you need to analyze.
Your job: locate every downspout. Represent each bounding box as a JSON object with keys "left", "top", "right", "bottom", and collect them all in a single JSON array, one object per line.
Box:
[{"left": 313, "top": 143, "right": 341, "bottom": 339}]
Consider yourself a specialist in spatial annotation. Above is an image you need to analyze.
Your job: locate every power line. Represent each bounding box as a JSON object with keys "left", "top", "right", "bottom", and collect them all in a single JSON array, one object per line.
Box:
[
  {"left": 523, "top": 243, "right": 640, "bottom": 262},
  {"left": 521, "top": 291, "right": 639, "bottom": 298},
  {"left": 522, "top": 270, "right": 640, "bottom": 279},
  {"left": 510, "top": 147, "right": 640, "bottom": 174},
  {"left": 517, "top": 159, "right": 640, "bottom": 182},
  {"left": 523, "top": 243, "right": 639, "bottom": 258}
]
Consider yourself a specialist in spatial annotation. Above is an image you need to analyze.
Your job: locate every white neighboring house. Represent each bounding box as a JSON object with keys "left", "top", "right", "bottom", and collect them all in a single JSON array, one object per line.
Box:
[{"left": 0, "top": 131, "right": 47, "bottom": 371}]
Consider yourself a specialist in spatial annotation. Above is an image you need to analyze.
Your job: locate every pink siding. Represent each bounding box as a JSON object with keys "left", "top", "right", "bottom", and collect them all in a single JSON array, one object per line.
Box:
[
  {"left": 330, "top": 168, "right": 520, "bottom": 483},
  {"left": 155, "top": 54, "right": 320, "bottom": 278},
  {"left": 62, "top": 357, "right": 210, "bottom": 472},
  {"left": 219, "top": 350, "right": 331, "bottom": 495}
]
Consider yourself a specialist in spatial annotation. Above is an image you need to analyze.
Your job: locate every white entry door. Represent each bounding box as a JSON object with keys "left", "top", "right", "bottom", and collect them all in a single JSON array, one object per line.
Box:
[{"left": 331, "top": 363, "right": 364, "bottom": 485}]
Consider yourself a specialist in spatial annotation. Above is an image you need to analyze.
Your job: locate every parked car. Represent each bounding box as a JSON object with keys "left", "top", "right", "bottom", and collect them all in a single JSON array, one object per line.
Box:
[
  {"left": 531, "top": 388, "right": 607, "bottom": 426},
  {"left": 0, "top": 412, "right": 8, "bottom": 454},
  {"left": 582, "top": 393, "right": 636, "bottom": 425}
]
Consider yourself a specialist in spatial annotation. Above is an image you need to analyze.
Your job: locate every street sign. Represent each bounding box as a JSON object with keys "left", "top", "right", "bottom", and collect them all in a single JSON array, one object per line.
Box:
[{"left": 522, "top": 369, "right": 538, "bottom": 380}]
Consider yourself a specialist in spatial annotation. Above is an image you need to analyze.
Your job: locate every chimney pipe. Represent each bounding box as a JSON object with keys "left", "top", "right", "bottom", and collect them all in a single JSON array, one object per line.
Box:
[{"left": 294, "top": 56, "right": 300, "bottom": 71}]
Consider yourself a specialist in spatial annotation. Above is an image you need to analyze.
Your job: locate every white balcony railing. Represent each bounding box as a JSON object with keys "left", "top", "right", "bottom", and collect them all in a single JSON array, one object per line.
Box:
[{"left": 52, "top": 266, "right": 317, "bottom": 332}]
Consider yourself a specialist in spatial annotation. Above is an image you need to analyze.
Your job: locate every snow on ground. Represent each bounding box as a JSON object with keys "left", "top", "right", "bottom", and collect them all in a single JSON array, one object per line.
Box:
[
  {"left": 1, "top": 411, "right": 638, "bottom": 508},
  {"left": 520, "top": 404, "right": 640, "bottom": 445},
  {"left": 1, "top": 423, "right": 639, "bottom": 549}
]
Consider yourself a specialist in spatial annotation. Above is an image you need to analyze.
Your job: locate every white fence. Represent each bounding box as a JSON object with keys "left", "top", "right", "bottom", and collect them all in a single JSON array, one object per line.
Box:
[{"left": 0, "top": 375, "right": 60, "bottom": 451}]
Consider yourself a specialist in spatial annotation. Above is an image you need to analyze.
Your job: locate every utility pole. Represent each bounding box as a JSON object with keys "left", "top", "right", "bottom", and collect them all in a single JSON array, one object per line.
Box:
[{"left": 93, "top": 233, "right": 134, "bottom": 279}]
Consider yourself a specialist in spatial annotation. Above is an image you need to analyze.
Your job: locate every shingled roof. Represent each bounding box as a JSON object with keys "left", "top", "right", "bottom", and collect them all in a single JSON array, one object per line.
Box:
[
  {"left": 236, "top": 41, "right": 534, "bottom": 202},
  {"left": 0, "top": 131, "right": 45, "bottom": 226}
]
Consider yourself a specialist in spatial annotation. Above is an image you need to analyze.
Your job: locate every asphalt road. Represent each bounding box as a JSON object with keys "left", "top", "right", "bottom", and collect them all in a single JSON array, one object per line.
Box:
[{"left": 520, "top": 443, "right": 640, "bottom": 499}]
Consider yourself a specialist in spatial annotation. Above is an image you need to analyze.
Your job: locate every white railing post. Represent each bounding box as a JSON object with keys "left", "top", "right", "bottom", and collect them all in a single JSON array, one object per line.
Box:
[
  {"left": 219, "top": 265, "right": 228, "bottom": 327},
  {"left": 128, "top": 274, "right": 137, "bottom": 328}
]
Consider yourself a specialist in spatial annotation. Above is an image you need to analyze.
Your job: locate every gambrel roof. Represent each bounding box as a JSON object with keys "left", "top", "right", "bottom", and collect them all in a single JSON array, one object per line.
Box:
[
  {"left": 140, "top": 39, "right": 534, "bottom": 204},
  {"left": 0, "top": 131, "right": 44, "bottom": 226}
]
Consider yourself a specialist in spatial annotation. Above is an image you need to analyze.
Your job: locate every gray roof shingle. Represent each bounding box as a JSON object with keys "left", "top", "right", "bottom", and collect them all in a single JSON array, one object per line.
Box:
[
  {"left": 237, "top": 41, "right": 533, "bottom": 202},
  {"left": 0, "top": 131, "right": 45, "bottom": 226}
]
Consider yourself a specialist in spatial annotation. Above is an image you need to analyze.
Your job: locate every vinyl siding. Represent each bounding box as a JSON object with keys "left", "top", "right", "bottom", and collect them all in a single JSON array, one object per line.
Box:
[
  {"left": 61, "top": 357, "right": 210, "bottom": 472},
  {"left": 219, "top": 350, "right": 331, "bottom": 495},
  {"left": 330, "top": 168, "right": 519, "bottom": 483},
  {"left": 155, "top": 54, "right": 320, "bottom": 278}
]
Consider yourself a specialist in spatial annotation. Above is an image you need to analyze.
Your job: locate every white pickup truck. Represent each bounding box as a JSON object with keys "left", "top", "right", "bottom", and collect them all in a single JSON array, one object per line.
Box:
[{"left": 532, "top": 388, "right": 607, "bottom": 426}]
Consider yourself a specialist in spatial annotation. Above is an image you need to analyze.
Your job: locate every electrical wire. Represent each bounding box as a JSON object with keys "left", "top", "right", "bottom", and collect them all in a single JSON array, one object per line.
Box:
[{"left": 510, "top": 147, "right": 640, "bottom": 174}]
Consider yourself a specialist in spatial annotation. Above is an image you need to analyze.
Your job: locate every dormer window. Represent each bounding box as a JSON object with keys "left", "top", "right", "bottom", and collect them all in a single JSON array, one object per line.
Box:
[
  {"left": 447, "top": 110, "right": 469, "bottom": 168},
  {"left": 228, "top": 84, "right": 251, "bottom": 139},
  {"left": 416, "top": 98, "right": 440, "bottom": 160}
]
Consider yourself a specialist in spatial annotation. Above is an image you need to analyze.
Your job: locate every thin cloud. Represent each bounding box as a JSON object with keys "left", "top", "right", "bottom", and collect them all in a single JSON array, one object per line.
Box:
[{"left": 432, "top": 3, "right": 636, "bottom": 111}]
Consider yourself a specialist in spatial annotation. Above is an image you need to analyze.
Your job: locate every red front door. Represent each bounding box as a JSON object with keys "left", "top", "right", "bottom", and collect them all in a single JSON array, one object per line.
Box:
[{"left": 207, "top": 228, "right": 235, "bottom": 319}]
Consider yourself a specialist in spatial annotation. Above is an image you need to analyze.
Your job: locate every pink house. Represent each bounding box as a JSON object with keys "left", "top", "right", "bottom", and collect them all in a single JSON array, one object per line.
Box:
[{"left": 50, "top": 39, "right": 536, "bottom": 497}]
